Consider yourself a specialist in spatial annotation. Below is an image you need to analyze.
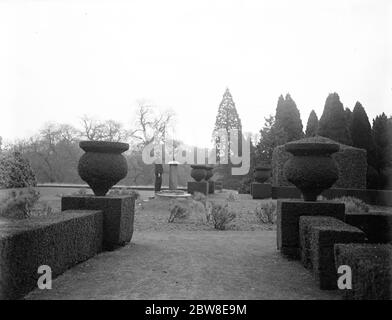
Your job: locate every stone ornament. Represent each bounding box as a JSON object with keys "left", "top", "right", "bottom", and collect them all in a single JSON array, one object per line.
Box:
[
  {"left": 284, "top": 138, "right": 339, "bottom": 201},
  {"left": 78, "top": 141, "right": 129, "bottom": 196}
]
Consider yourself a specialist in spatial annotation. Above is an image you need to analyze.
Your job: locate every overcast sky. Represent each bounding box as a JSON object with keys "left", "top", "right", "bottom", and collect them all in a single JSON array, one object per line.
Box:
[{"left": 0, "top": 0, "right": 391, "bottom": 147}]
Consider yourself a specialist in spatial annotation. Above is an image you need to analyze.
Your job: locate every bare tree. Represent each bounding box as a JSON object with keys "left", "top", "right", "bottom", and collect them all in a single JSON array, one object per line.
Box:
[
  {"left": 130, "top": 101, "right": 175, "bottom": 148},
  {"left": 79, "top": 115, "right": 132, "bottom": 142},
  {"left": 125, "top": 102, "right": 176, "bottom": 187}
]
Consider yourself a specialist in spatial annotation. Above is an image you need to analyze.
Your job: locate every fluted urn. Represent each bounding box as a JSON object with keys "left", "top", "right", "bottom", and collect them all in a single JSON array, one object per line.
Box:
[
  {"left": 78, "top": 141, "right": 129, "bottom": 196},
  {"left": 283, "top": 138, "right": 340, "bottom": 201},
  {"left": 190, "top": 165, "right": 207, "bottom": 182}
]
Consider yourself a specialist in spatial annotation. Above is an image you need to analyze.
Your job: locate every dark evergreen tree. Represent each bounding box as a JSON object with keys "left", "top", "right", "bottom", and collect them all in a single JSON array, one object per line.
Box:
[
  {"left": 318, "top": 93, "right": 351, "bottom": 145},
  {"left": 256, "top": 115, "right": 287, "bottom": 163},
  {"left": 305, "top": 110, "right": 319, "bottom": 137},
  {"left": 373, "top": 112, "right": 390, "bottom": 171},
  {"left": 344, "top": 107, "right": 353, "bottom": 144},
  {"left": 350, "top": 102, "right": 378, "bottom": 188},
  {"left": 275, "top": 93, "right": 303, "bottom": 141},
  {"left": 351, "top": 102, "right": 377, "bottom": 166}
]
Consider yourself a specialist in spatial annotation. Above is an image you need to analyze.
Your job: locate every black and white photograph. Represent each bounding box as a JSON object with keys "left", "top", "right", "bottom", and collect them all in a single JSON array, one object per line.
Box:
[{"left": 0, "top": 0, "right": 391, "bottom": 306}]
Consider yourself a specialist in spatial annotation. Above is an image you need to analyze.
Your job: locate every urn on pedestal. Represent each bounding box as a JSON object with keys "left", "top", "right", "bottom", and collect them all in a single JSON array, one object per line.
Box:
[
  {"left": 190, "top": 165, "right": 207, "bottom": 182},
  {"left": 78, "top": 141, "right": 129, "bottom": 196},
  {"left": 283, "top": 138, "right": 339, "bottom": 201}
]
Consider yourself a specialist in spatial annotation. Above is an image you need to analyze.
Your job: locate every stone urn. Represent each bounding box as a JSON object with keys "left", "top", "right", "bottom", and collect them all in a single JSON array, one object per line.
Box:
[
  {"left": 283, "top": 141, "right": 339, "bottom": 201},
  {"left": 78, "top": 141, "right": 129, "bottom": 196},
  {"left": 190, "top": 165, "right": 207, "bottom": 182},
  {"left": 254, "top": 166, "right": 271, "bottom": 183},
  {"left": 205, "top": 166, "right": 214, "bottom": 181}
]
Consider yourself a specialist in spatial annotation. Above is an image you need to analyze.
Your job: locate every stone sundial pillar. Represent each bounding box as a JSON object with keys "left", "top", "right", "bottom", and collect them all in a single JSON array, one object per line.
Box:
[{"left": 168, "top": 161, "right": 179, "bottom": 190}]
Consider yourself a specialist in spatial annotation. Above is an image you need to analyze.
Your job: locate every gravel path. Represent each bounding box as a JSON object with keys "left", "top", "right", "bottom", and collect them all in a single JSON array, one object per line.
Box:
[{"left": 25, "top": 230, "right": 340, "bottom": 300}]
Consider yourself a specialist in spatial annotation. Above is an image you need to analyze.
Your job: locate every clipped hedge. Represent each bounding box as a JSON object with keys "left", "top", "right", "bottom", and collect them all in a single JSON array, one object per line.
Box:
[
  {"left": 0, "top": 152, "right": 37, "bottom": 189},
  {"left": 299, "top": 216, "right": 340, "bottom": 270},
  {"left": 334, "top": 243, "right": 392, "bottom": 300},
  {"left": 272, "top": 136, "right": 367, "bottom": 189},
  {"left": 309, "top": 218, "right": 366, "bottom": 290},
  {"left": 0, "top": 210, "right": 103, "bottom": 300},
  {"left": 345, "top": 212, "right": 392, "bottom": 243}
]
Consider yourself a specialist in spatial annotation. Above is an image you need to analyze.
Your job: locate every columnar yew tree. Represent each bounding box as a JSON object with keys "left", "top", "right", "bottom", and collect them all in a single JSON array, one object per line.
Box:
[
  {"left": 275, "top": 94, "right": 303, "bottom": 141},
  {"left": 350, "top": 102, "right": 378, "bottom": 188},
  {"left": 344, "top": 107, "right": 353, "bottom": 143},
  {"left": 350, "top": 102, "right": 377, "bottom": 167},
  {"left": 373, "top": 112, "right": 391, "bottom": 171},
  {"left": 318, "top": 93, "right": 351, "bottom": 145},
  {"left": 372, "top": 113, "right": 392, "bottom": 189},
  {"left": 305, "top": 110, "right": 319, "bottom": 137}
]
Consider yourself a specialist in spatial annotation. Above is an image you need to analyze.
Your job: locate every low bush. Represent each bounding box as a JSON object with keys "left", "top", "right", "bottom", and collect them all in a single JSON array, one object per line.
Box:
[
  {"left": 108, "top": 188, "right": 140, "bottom": 199},
  {"left": 237, "top": 177, "right": 252, "bottom": 194},
  {"left": 0, "top": 188, "right": 40, "bottom": 218},
  {"left": 331, "top": 196, "right": 369, "bottom": 214},
  {"left": 191, "top": 192, "right": 211, "bottom": 222},
  {"left": 193, "top": 191, "right": 207, "bottom": 203},
  {"left": 210, "top": 203, "right": 236, "bottom": 230},
  {"left": 73, "top": 188, "right": 87, "bottom": 196},
  {"left": 227, "top": 193, "right": 236, "bottom": 202},
  {"left": 254, "top": 200, "right": 277, "bottom": 224},
  {"left": 168, "top": 202, "right": 188, "bottom": 223}
]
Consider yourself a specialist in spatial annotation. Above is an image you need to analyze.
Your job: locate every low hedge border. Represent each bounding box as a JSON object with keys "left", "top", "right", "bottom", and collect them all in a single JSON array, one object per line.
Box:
[
  {"left": 334, "top": 243, "right": 392, "bottom": 300},
  {"left": 0, "top": 210, "right": 103, "bottom": 300},
  {"left": 345, "top": 212, "right": 392, "bottom": 243}
]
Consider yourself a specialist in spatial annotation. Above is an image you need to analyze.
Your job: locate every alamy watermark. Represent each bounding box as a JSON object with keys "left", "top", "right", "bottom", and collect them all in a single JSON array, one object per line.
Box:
[
  {"left": 142, "top": 129, "right": 251, "bottom": 175},
  {"left": 37, "top": 265, "right": 52, "bottom": 290}
]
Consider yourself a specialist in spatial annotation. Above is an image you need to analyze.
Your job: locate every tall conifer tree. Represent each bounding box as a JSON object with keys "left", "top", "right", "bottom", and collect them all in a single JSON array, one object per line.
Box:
[
  {"left": 318, "top": 93, "right": 351, "bottom": 145},
  {"left": 305, "top": 110, "right": 319, "bottom": 137},
  {"left": 275, "top": 93, "right": 303, "bottom": 141}
]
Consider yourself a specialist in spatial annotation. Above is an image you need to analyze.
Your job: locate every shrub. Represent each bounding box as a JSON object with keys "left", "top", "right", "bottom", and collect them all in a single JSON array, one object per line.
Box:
[
  {"left": 168, "top": 202, "right": 188, "bottom": 223},
  {"left": 210, "top": 203, "right": 236, "bottom": 230},
  {"left": 0, "top": 187, "right": 40, "bottom": 218},
  {"left": 237, "top": 177, "right": 252, "bottom": 194},
  {"left": 331, "top": 196, "right": 369, "bottom": 214},
  {"left": 0, "top": 152, "right": 37, "bottom": 188},
  {"left": 254, "top": 200, "right": 277, "bottom": 224},
  {"left": 73, "top": 188, "right": 87, "bottom": 196},
  {"left": 193, "top": 191, "right": 206, "bottom": 203},
  {"left": 227, "top": 193, "right": 236, "bottom": 202},
  {"left": 108, "top": 188, "right": 140, "bottom": 199},
  {"left": 192, "top": 192, "right": 211, "bottom": 222}
]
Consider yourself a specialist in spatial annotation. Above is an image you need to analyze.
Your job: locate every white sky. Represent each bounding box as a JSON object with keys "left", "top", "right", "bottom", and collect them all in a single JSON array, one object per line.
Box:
[{"left": 0, "top": 0, "right": 391, "bottom": 147}]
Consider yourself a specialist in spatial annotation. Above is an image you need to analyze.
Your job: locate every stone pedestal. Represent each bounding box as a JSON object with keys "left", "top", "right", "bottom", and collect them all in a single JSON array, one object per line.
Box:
[
  {"left": 169, "top": 162, "right": 178, "bottom": 190},
  {"left": 251, "top": 183, "right": 272, "bottom": 199},
  {"left": 208, "top": 181, "right": 215, "bottom": 194},
  {"left": 187, "top": 181, "right": 209, "bottom": 195},
  {"left": 61, "top": 195, "right": 135, "bottom": 250},
  {"left": 276, "top": 200, "right": 345, "bottom": 259}
]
